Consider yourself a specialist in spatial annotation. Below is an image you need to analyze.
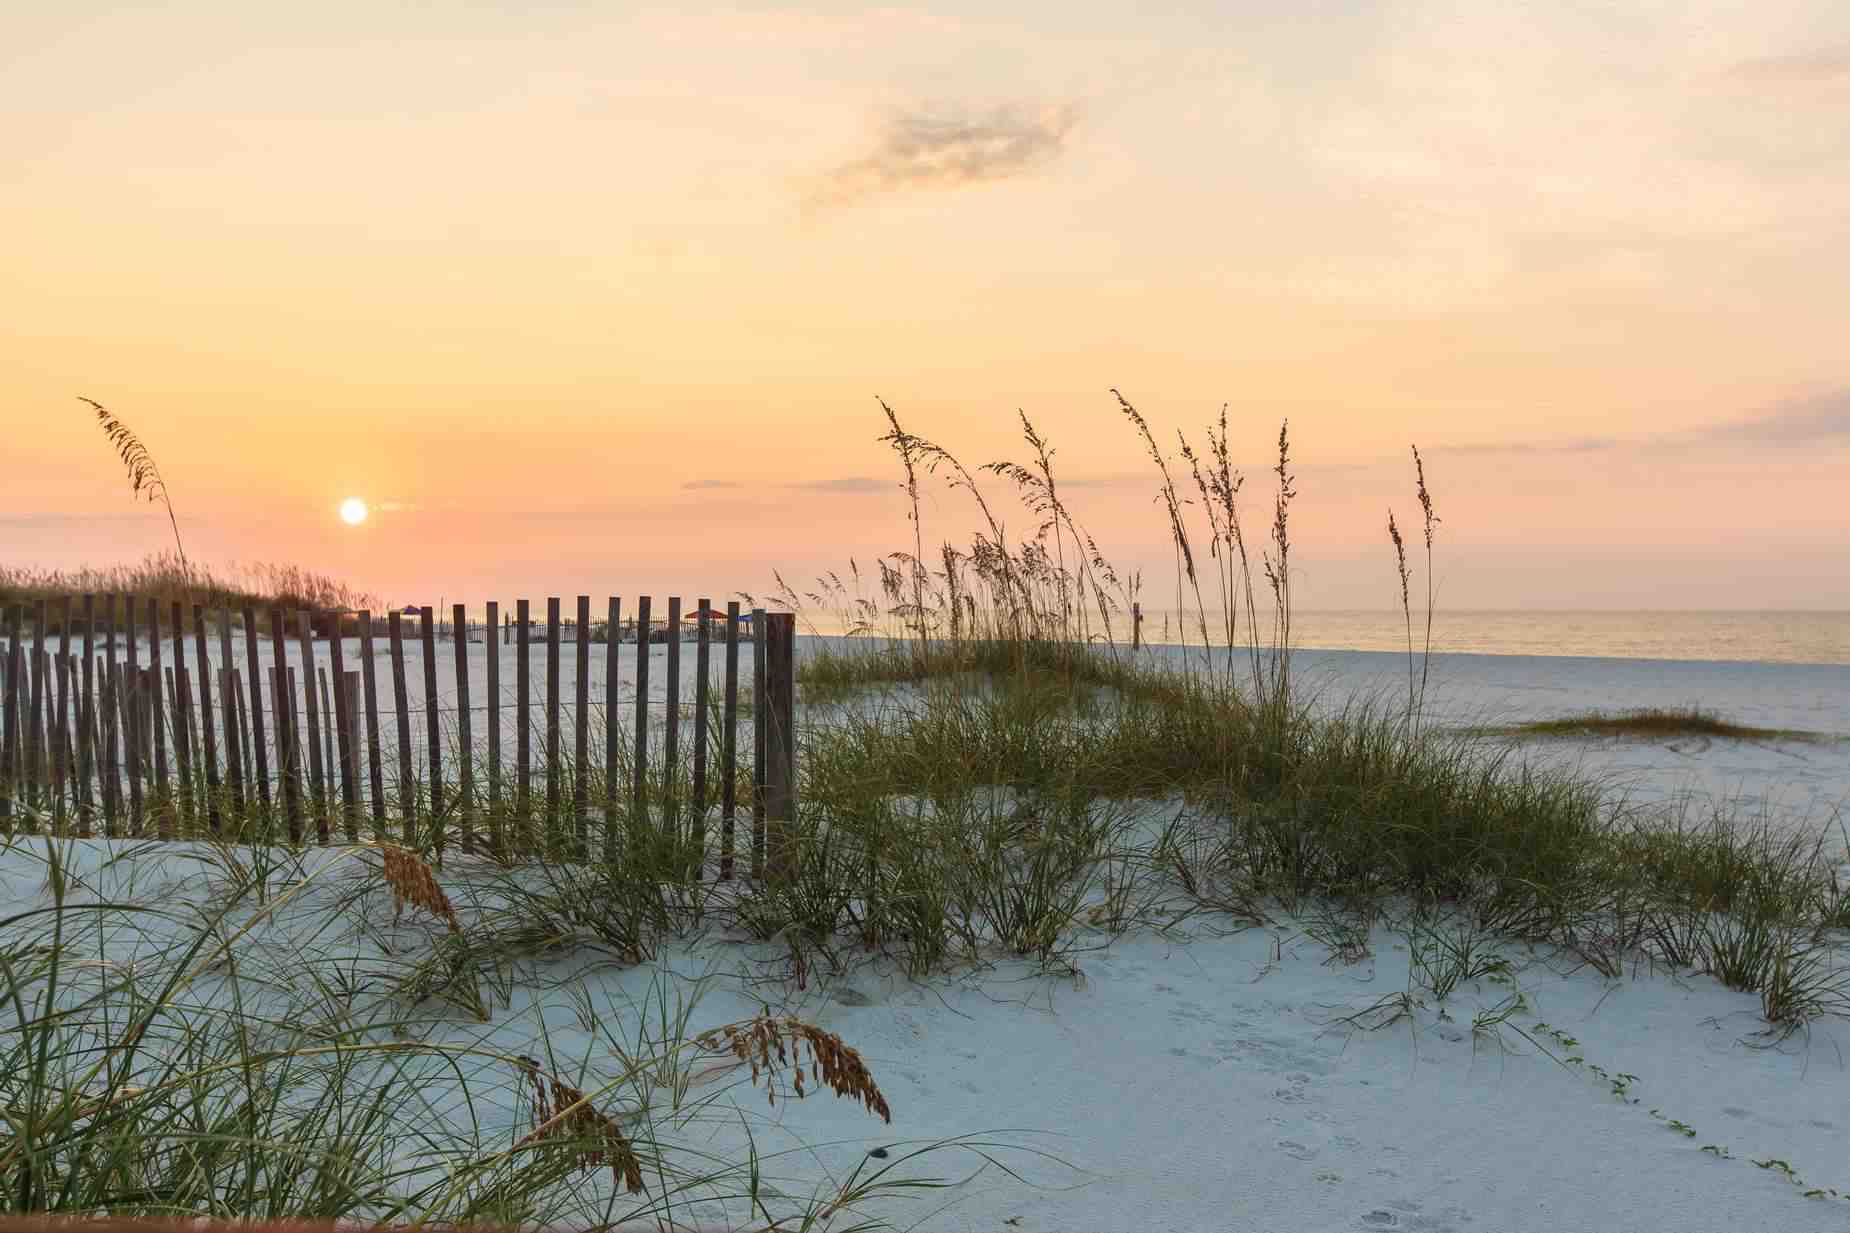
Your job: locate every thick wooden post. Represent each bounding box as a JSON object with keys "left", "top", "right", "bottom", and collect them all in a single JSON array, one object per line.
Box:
[
  {"left": 763, "top": 613, "right": 797, "bottom": 881},
  {"left": 720, "top": 600, "right": 740, "bottom": 880},
  {"left": 420, "top": 607, "right": 442, "bottom": 854},
  {"left": 452, "top": 602, "right": 474, "bottom": 853}
]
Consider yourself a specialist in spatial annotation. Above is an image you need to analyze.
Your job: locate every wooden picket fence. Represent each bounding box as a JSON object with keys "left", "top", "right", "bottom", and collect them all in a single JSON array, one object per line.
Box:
[{"left": 0, "top": 595, "right": 799, "bottom": 879}]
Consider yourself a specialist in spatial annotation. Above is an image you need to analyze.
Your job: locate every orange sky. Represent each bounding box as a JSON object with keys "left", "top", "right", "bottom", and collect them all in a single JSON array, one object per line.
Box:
[{"left": 4, "top": 2, "right": 1847, "bottom": 610}]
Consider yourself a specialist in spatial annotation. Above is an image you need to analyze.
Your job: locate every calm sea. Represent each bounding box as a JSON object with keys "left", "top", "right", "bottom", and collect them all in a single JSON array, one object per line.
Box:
[{"left": 1128, "top": 610, "right": 1850, "bottom": 667}]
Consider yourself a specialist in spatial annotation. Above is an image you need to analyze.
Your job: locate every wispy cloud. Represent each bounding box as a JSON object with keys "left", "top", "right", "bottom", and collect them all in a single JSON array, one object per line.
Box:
[
  {"left": 1705, "top": 389, "right": 1850, "bottom": 443},
  {"left": 807, "top": 102, "right": 1078, "bottom": 209},
  {"left": 682, "top": 479, "right": 741, "bottom": 490},
  {"left": 789, "top": 476, "right": 890, "bottom": 493},
  {"left": 1728, "top": 47, "right": 1850, "bottom": 85},
  {"left": 1434, "top": 389, "right": 1850, "bottom": 457}
]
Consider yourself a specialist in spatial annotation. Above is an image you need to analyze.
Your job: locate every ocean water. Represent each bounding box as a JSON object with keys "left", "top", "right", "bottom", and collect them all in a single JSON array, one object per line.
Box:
[{"left": 1127, "top": 609, "right": 1850, "bottom": 667}]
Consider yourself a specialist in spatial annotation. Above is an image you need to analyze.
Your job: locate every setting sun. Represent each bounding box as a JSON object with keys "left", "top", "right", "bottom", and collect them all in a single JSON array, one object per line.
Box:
[{"left": 339, "top": 497, "right": 368, "bottom": 526}]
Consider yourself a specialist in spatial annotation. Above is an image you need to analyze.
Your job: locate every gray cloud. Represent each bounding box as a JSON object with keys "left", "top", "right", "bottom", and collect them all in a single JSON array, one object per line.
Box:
[
  {"left": 1435, "top": 389, "right": 1850, "bottom": 457},
  {"left": 682, "top": 479, "right": 742, "bottom": 490},
  {"left": 789, "top": 476, "right": 890, "bottom": 493},
  {"left": 808, "top": 103, "right": 1078, "bottom": 209},
  {"left": 1706, "top": 389, "right": 1850, "bottom": 444},
  {"left": 1728, "top": 47, "right": 1850, "bottom": 84}
]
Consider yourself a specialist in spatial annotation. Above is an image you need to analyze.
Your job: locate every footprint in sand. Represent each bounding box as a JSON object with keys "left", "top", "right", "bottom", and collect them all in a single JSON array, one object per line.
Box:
[{"left": 1276, "top": 1138, "right": 1318, "bottom": 1160}]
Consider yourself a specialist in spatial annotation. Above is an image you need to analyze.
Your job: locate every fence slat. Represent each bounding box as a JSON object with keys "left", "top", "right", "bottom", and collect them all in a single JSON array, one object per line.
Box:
[
  {"left": 544, "top": 597, "right": 561, "bottom": 857},
  {"left": 241, "top": 604, "right": 270, "bottom": 808},
  {"left": 271, "top": 608, "right": 302, "bottom": 841},
  {"left": 388, "top": 612, "right": 412, "bottom": 843},
  {"left": 763, "top": 613, "right": 796, "bottom": 881},
  {"left": 164, "top": 602, "right": 191, "bottom": 827},
  {"left": 574, "top": 595, "right": 589, "bottom": 858},
  {"left": 330, "top": 618, "right": 359, "bottom": 841},
  {"left": 692, "top": 598, "right": 711, "bottom": 877},
  {"left": 632, "top": 596, "right": 651, "bottom": 832},
  {"left": 146, "top": 602, "right": 170, "bottom": 837},
  {"left": 99, "top": 659, "right": 121, "bottom": 836},
  {"left": 485, "top": 600, "right": 501, "bottom": 851},
  {"left": 230, "top": 670, "right": 253, "bottom": 832},
  {"left": 751, "top": 607, "right": 767, "bottom": 879},
  {"left": 360, "top": 611, "right": 384, "bottom": 833},
  {"left": 319, "top": 667, "right": 336, "bottom": 813},
  {"left": 122, "top": 596, "right": 144, "bottom": 833},
  {"left": 217, "top": 606, "right": 245, "bottom": 813},
  {"left": 77, "top": 596, "right": 95, "bottom": 835},
  {"left": 603, "top": 596, "right": 621, "bottom": 865},
  {"left": 664, "top": 596, "right": 681, "bottom": 835},
  {"left": 0, "top": 604, "right": 18, "bottom": 821},
  {"left": 192, "top": 604, "right": 220, "bottom": 835},
  {"left": 420, "top": 607, "right": 442, "bottom": 855},
  {"left": 452, "top": 603, "right": 474, "bottom": 854},
  {"left": 516, "top": 600, "right": 531, "bottom": 842},
  {"left": 57, "top": 651, "right": 77, "bottom": 828},
  {"left": 720, "top": 602, "right": 740, "bottom": 880},
  {"left": 296, "top": 611, "right": 326, "bottom": 843},
  {"left": 30, "top": 600, "right": 49, "bottom": 811}
]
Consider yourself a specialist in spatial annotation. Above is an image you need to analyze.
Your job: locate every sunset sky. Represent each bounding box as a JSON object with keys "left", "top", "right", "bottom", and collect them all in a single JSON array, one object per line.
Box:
[{"left": 5, "top": 2, "right": 1847, "bottom": 611}]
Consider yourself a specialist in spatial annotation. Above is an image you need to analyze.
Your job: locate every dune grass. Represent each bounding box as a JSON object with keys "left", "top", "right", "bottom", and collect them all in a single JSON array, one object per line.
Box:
[
  {"left": 1461, "top": 706, "right": 1835, "bottom": 744},
  {"left": 0, "top": 553, "right": 382, "bottom": 631}
]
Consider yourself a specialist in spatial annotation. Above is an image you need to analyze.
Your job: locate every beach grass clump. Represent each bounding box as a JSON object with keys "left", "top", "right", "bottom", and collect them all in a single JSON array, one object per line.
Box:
[
  {"left": 1464, "top": 707, "right": 1832, "bottom": 744},
  {"left": 0, "top": 554, "right": 381, "bottom": 632},
  {"left": 780, "top": 394, "right": 1850, "bottom": 1029}
]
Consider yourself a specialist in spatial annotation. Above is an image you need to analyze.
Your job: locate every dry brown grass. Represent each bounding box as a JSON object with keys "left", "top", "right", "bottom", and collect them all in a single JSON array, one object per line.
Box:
[
  {"left": 514, "top": 1056, "right": 645, "bottom": 1194},
  {"left": 380, "top": 844, "right": 461, "bottom": 934},
  {"left": 697, "top": 1012, "right": 892, "bottom": 1124}
]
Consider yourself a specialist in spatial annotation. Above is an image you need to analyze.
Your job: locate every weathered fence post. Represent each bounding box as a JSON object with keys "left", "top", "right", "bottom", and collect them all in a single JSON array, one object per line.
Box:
[
  {"left": 272, "top": 607, "right": 301, "bottom": 841},
  {"left": 692, "top": 597, "right": 711, "bottom": 877},
  {"left": 545, "top": 597, "right": 561, "bottom": 857},
  {"left": 192, "top": 604, "right": 220, "bottom": 834},
  {"left": 763, "top": 612, "right": 796, "bottom": 882},
  {"left": 419, "top": 607, "right": 442, "bottom": 854},
  {"left": 77, "top": 596, "right": 96, "bottom": 835},
  {"left": 331, "top": 613, "right": 359, "bottom": 841},
  {"left": 485, "top": 600, "right": 501, "bottom": 852},
  {"left": 574, "top": 595, "right": 590, "bottom": 858},
  {"left": 452, "top": 602, "right": 474, "bottom": 853},
  {"left": 664, "top": 597, "right": 681, "bottom": 836},
  {"left": 603, "top": 596, "right": 621, "bottom": 864},
  {"left": 388, "top": 611, "right": 412, "bottom": 843},
  {"left": 516, "top": 599, "right": 531, "bottom": 843},
  {"left": 123, "top": 596, "right": 144, "bottom": 833},
  {"left": 720, "top": 600, "right": 740, "bottom": 880},
  {"left": 0, "top": 603, "right": 18, "bottom": 821},
  {"left": 632, "top": 595, "right": 652, "bottom": 834},
  {"left": 216, "top": 607, "right": 243, "bottom": 813},
  {"left": 239, "top": 604, "right": 269, "bottom": 809},
  {"left": 297, "top": 611, "right": 327, "bottom": 843},
  {"left": 360, "top": 611, "right": 384, "bottom": 833},
  {"left": 751, "top": 606, "right": 767, "bottom": 879}
]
